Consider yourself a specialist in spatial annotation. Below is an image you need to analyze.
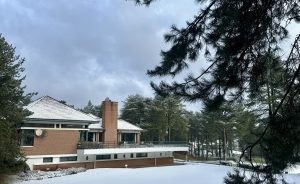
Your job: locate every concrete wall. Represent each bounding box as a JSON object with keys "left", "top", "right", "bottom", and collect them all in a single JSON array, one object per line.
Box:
[
  {"left": 26, "top": 154, "right": 78, "bottom": 170},
  {"left": 21, "top": 130, "right": 79, "bottom": 155},
  {"left": 77, "top": 151, "right": 173, "bottom": 161}
]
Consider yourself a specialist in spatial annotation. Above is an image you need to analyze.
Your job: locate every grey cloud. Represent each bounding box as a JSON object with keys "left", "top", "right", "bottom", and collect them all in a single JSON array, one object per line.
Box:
[{"left": 0, "top": 0, "right": 202, "bottom": 111}]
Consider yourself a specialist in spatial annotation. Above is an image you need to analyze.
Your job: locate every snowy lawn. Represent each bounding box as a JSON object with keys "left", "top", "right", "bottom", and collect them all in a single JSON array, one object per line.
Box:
[{"left": 16, "top": 163, "right": 300, "bottom": 184}]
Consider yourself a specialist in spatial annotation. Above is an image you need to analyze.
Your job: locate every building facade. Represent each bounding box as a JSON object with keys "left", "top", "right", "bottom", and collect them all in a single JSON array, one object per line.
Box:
[{"left": 20, "top": 96, "right": 188, "bottom": 170}]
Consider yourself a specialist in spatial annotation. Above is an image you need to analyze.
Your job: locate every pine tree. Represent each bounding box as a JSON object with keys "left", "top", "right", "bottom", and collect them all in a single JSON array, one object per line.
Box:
[
  {"left": 120, "top": 95, "right": 150, "bottom": 126},
  {"left": 0, "top": 34, "right": 34, "bottom": 175},
  {"left": 133, "top": 0, "right": 300, "bottom": 182},
  {"left": 81, "top": 100, "right": 102, "bottom": 118},
  {"left": 120, "top": 94, "right": 188, "bottom": 142},
  {"left": 144, "top": 95, "right": 187, "bottom": 142},
  {"left": 82, "top": 100, "right": 94, "bottom": 114}
]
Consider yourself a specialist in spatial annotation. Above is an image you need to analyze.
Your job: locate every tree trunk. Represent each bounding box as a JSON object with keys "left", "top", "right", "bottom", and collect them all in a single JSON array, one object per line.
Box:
[
  {"left": 201, "top": 143, "right": 204, "bottom": 158},
  {"left": 205, "top": 134, "right": 209, "bottom": 160},
  {"left": 218, "top": 137, "right": 222, "bottom": 160},
  {"left": 223, "top": 128, "right": 227, "bottom": 161},
  {"left": 168, "top": 127, "right": 171, "bottom": 142},
  {"left": 266, "top": 66, "right": 273, "bottom": 116},
  {"left": 197, "top": 139, "right": 200, "bottom": 157},
  {"left": 211, "top": 142, "right": 214, "bottom": 157}
]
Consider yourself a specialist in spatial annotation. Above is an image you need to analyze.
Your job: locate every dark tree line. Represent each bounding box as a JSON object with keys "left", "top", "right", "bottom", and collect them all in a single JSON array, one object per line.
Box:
[
  {"left": 120, "top": 94, "right": 261, "bottom": 164},
  {"left": 188, "top": 103, "right": 259, "bottom": 162},
  {"left": 120, "top": 94, "right": 188, "bottom": 142}
]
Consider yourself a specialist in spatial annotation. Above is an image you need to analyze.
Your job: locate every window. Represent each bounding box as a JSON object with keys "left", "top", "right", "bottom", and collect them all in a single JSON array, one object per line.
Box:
[
  {"left": 136, "top": 153, "right": 147, "bottom": 158},
  {"left": 43, "top": 157, "right": 53, "bottom": 163},
  {"left": 98, "top": 132, "right": 103, "bottom": 142},
  {"left": 96, "top": 154, "right": 111, "bottom": 160},
  {"left": 61, "top": 124, "right": 85, "bottom": 129},
  {"left": 80, "top": 131, "right": 88, "bottom": 141},
  {"left": 80, "top": 131, "right": 95, "bottom": 142},
  {"left": 121, "top": 133, "right": 135, "bottom": 143},
  {"left": 88, "top": 132, "right": 95, "bottom": 142},
  {"left": 22, "top": 123, "right": 54, "bottom": 128},
  {"left": 59, "top": 156, "right": 77, "bottom": 162},
  {"left": 114, "top": 154, "right": 118, "bottom": 159},
  {"left": 130, "top": 153, "right": 134, "bottom": 158},
  {"left": 123, "top": 154, "right": 126, "bottom": 158},
  {"left": 20, "top": 129, "right": 34, "bottom": 146}
]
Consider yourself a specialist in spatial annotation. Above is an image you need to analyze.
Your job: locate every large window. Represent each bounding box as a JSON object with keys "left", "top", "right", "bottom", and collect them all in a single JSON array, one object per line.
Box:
[
  {"left": 96, "top": 154, "right": 111, "bottom": 160},
  {"left": 136, "top": 153, "right": 148, "bottom": 158},
  {"left": 59, "top": 156, "right": 77, "bottom": 162},
  {"left": 121, "top": 133, "right": 135, "bottom": 143},
  {"left": 20, "top": 129, "right": 34, "bottom": 146},
  {"left": 80, "top": 131, "right": 96, "bottom": 142}
]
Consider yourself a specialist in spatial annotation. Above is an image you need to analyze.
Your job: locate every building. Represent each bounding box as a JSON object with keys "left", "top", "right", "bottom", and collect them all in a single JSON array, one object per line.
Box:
[{"left": 20, "top": 96, "right": 188, "bottom": 170}]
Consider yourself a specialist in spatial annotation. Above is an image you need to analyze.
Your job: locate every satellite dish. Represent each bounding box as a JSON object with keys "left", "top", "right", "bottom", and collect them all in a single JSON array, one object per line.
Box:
[{"left": 35, "top": 129, "right": 43, "bottom": 136}]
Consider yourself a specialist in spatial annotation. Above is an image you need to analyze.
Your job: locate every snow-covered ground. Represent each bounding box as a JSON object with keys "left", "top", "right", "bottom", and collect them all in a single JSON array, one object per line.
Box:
[{"left": 16, "top": 163, "right": 300, "bottom": 184}]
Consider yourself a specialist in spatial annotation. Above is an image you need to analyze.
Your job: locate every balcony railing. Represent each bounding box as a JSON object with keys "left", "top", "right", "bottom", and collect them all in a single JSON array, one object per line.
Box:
[{"left": 77, "top": 141, "right": 188, "bottom": 149}]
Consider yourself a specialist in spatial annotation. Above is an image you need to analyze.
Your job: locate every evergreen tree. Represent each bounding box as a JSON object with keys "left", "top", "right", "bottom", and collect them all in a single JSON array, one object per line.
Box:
[
  {"left": 188, "top": 103, "right": 258, "bottom": 161},
  {"left": 143, "top": 96, "right": 167, "bottom": 141},
  {"left": 0, "top": 35, "right": 34, "bottom": 175},
  {"left": 247, "top": 54, "right": 285, "bottom": 117},
  {"left": 133, "top": 0, "right": 300, "bottom": 182},
  {"left": 83, "top": 100, "right": 93, "bottom": 114},
  {"left": 81, "top": 100, "right": 102, "bottom": 118},
  {"left": 144, "top": 95, "right": 187, "bottom": 142},
  {"left": 120, "top": 95, "right": 150, "bottom": 126},
  {"left": 187, "top": 111, "right": 204, "bottom": 157},
  {"left": 120, "top": 94, "right": 188, "bottom": 142}
]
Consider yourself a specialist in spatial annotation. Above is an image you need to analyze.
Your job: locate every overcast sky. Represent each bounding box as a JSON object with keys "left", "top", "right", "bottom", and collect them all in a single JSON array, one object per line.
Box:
[
  {"left": 0, "top": 0, "right": 298, "bottom": 112},
  {"left": 0, "top": 0, "right": 206, "bottom": 111}
]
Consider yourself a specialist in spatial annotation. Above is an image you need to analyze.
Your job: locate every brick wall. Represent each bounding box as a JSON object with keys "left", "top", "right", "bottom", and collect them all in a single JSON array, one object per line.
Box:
[
  {"left": 95, "top": 157, "right": 173, "bottom": 168},
  {"left": 102, "top": 99, "right": 118, "bottom": 144},
  {"left": 22, "top": 130, "right": 79, "bottom": 155},
  {"left": 33, "top": 162, "right": 94, "bottom": 171}
]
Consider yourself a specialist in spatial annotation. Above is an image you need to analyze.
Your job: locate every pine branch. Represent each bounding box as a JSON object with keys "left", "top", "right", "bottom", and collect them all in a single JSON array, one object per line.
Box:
[{"left": 238, "top": 34, "right": 300, "bottom": 170}]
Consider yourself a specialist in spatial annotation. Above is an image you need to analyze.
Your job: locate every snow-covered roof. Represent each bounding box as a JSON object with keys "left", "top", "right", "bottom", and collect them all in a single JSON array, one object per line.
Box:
[
  {"left": 88, "top": 119, "right": 103, "bottom": 129},
  {"left": 88, "top": 119, "right": 143, "bottom": 131},
  {"left": 25, "top": 96, "right": 142, "bottom": 131},
  {"left": 87, "top": 114, "right": 101, "bottom": 120},
  {"left": 25, "top": 96, "right": 98, "bottom": 123},
  {"left": 117, "top": 119, "right": 143, "bottom": 131}
]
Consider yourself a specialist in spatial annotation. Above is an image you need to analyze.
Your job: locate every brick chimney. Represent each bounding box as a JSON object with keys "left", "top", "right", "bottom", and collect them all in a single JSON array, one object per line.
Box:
[{"left": 102, "top": 97, "right": 118, "bottom": 144}]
